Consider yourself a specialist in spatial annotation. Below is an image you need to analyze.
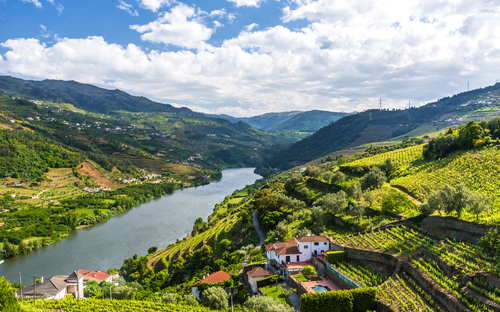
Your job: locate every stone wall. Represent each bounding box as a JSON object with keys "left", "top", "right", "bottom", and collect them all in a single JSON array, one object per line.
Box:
[
  {"left": 419, "top": 248, "right": 451, "bottom": 275},
  {"left": 421, "top": 216, "right": 499, "bottom": 243},
  {"left": 402, "top": 261, "right": 470, "bottom": 312},
  {"left": 377, "top": 300, "right": 395, "bottom": 312},
  {"left": 311, "top": 257, "right": 326, "bottom": 275},
  {"left": 344, "top": 246, "right": 399, "bottom": 268},
  {"left": 474, "top": 272, "right": 500, "bottom": 290}
]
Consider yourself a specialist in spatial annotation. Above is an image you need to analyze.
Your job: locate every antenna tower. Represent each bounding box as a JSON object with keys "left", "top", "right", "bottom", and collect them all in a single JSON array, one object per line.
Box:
[
  {"left": 468, "top": 81, "right": 469, "bottom": 91},
  {"left": 380, "top": 98, "right": 382, "bottom": 110}
]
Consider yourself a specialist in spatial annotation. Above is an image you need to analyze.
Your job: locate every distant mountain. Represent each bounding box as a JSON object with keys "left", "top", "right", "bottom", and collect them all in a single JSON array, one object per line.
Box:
[
  {"left": 206, "top": 110, "right": 352, "bottom": 132},
  {"left": 0, "top": 76, "right": 192, "bottom": 114},
  {"left": 266, "top": 83, "right": 500, "bottom": 169}
]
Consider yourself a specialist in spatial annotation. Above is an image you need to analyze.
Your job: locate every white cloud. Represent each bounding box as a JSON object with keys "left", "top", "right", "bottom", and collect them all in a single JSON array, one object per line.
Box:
[
  {"left": 210, "top": 9, "right": 226, "bottom": 18},
  {"left": 40, "top": 24, "right": 46, "bottom": 32},
  {"left": 46, "top": 0, "right": 54, "bottom": 4},
  {"left": 244, "top": 23, "right": 258, "bottom": 31},
  {"left": 2, "top": 0, "right": 500, "bottom": 116},
  {"left": 20, "top": 0, "right": 42, "bottom": 8},
  {"left": 136, "top": 0, "right": 174, "bottom": 12},
  {"left": 130, "top": 3, "right": 214, "bottom": 49},
  {"left": 227, "top": 0, "right": 263, "bottom": 8},
  {"left": 117, "top": 0, "right": 139, "bottom": 16},
  {"left": 55, "top": 3, "right": 63, "bottom": 14}
]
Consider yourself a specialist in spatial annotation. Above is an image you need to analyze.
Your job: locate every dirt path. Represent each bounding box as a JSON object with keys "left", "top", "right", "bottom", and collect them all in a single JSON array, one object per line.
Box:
[
  {"left": 390, "top": 185, "right": 422, "bottom": 205},
  {"left": 31, "top": 189, "right": 47, "bottom": 199},
  {"left": 253, "top": 210, "right": 266, "bottom": 247}
]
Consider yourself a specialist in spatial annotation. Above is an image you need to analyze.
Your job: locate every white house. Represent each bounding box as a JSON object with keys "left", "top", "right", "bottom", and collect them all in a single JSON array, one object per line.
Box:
[
  {"left": 265, "top": 235, "right": 333, "bottom": 266},
  {"left": 17, "top": 272, "right": 83, "bottom": 300},
  {"left": 191, "top": 270, "right": 231, "bottom": 301},
  {"left": 246, "top": 267, "right": 274, "bottom": 292}
]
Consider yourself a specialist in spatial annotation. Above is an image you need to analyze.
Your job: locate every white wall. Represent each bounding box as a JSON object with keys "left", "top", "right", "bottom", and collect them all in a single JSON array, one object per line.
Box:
[{"left": 192, "top": 286, "right": 201, "bottom": 301}]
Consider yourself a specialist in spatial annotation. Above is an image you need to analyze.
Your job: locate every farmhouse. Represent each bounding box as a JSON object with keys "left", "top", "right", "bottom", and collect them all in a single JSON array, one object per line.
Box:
[
  {"left": 17, "top": 272, "right": 83, "bottom": 299},
  {"left": 191, "top": 270, "right": 231, "bottom": 301},
  {"left": 77, "top": 269, "right": 112, "bottom": 284},
  {"left": 246, "top": 267, "right": 274, "bottom": 292}
]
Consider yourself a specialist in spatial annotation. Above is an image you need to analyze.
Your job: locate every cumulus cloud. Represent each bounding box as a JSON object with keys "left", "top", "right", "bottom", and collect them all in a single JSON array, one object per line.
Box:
[
  {"left": 2, "top": 0, "right": 500, "bottom": 116},
  {"left": 20, "top": 0, "right": 42, "bottom": 8},
  {"left": 136, "top": 0, "right": 174, "bottom": 12},
  {"left": 244, "top": 23, "right": 258, "bottom": 31},
  {"left": 130, "top": 3, "right": 214, "bottom": 49},
  {"left": 117, "top": 0, "right": 139, "bottom": 16},
  {"left": 227, "top": 0, "right": 263, "bottom": 8},
  {"left": 55, "top": 3, "right": 63, "bottom": 14}
]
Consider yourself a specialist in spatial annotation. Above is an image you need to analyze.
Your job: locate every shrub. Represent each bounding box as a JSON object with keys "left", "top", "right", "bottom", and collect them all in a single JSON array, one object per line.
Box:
[
  {"left": 301, "top": 290, "right": 353, "bottom": 312},
  {"left": 326, "top": 251, "right": 347, "bottom": 264},
  {"left": 0, "top": 277, "right": 21, "bottom": 312},
  {"left": 201, "top": 286, "right": 228, "bottom": 311},
  {"left": 162, "top": 292, "right": 177, "bottom": 304},
  {"left": 184, "top": 295, "right": 199, "bottom": 306},
  {"left": 351, "top": 287, "right": 377, "bottom": 312},
  {"left": 245, "top": 295, "right": 294, "bottom": 312}
]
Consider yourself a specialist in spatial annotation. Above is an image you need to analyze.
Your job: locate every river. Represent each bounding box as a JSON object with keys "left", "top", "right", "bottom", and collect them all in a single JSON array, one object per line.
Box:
[{"left": 1, "top": 168, "right": 261, "bottom": 282}]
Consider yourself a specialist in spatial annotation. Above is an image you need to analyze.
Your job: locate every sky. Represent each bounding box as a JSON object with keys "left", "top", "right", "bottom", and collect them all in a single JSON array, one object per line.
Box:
[{"left": 0, "top": 0, "right": 500, "bottom": 117}]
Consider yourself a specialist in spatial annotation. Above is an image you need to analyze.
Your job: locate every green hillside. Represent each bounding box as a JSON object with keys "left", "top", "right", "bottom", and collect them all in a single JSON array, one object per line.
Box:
[{"left": 267, "top": 83, "right": 500, "bottom": 169}]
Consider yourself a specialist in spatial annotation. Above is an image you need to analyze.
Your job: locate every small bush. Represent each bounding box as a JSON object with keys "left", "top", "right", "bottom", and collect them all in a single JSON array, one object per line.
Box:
[{"left": 326, "top": 251, "right": 347, "bottom": 264}]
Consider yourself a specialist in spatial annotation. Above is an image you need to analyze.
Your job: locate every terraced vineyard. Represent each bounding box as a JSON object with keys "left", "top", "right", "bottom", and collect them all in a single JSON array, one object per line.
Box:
[
  {"left": 346, "top": 145, "right": 424, "bottom": 167},
  {"left": 391, "top": 147, "right": 500, "bottom": 223},
  {"left": 378, "top": 273, "right": 448, "bottom": 312},
  {"left": 333, "top": 225, "right": 437, "bottom": 256},
  {"left": 332, "top": 261, "right": 386, "bottom": 287},
  {"left": 21, "top": 299, "right": 211, "bottom": 312}
]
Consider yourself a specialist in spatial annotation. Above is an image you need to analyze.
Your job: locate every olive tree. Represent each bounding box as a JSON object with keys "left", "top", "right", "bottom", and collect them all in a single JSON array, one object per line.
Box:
[{"left": 201, "top": 287, "right": 228, "bottom": 311}]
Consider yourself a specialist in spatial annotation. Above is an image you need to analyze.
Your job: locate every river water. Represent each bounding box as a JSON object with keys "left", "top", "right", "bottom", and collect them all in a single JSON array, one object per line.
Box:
[{"left": 1, "top": 168, "right": 261, "bottom": 282}]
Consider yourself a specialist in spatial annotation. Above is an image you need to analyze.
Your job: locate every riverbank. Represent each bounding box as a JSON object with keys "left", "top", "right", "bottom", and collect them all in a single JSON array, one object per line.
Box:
[{"left": 1, "top": 168, "right": 261, "bottom": 282}]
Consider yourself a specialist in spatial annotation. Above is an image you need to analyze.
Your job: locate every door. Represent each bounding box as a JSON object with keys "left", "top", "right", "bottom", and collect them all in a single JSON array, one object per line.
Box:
[
  {"left": 286, "top": 256, "right": 290, "bottom": 262},
  {"left": 297, "top": 255, "right": 300, "bottom": 262}
]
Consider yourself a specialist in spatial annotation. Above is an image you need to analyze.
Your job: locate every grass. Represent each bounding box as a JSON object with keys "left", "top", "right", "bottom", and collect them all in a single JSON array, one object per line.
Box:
[
  {"left": 293, "top": 273, "right": 322, "bottom": 282},
  {"left": 261, "top": 284, "right": 289, "bottom": 306},
  {"left": 247, "top": 258, "right": 267, "bottom": 266}
]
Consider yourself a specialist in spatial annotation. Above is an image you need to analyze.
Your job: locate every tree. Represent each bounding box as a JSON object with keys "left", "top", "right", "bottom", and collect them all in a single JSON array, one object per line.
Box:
[
  {"left": 148, "top": 246, "right": 158, "bottom": 254},
  {"left": 184, "top": 294, "right": 200, "bottom": 306},
  {"left": 322, "top": 171, "right": 334, "bottom": 183},
  {"left": 299, "top": 187, "right": 309, "bottom": 200},
  {"left": 362, "top": 190, "right": 375, "bottom": 207},
  {"left": 457, "top": 121, "right": 484, "bottom": 149},
  {"left": 276, "top": 220, "right": 288, "bottom": 241},
  {"left": 311, "top": 207, "right": 326, "bottom": 226},
  {"left": 284, "top": 173, "right": 304, "bottom": 192},
  {"left": 452, "top": 183, "right": 471, "bottom": 217},
  {"left": 301, "top": 266, "right": 317, "bottom": 279},
  {"left": 0, "top": 277, "right": 21, "bottom": 312},
  {"left": 337, "top": 157, "right": 346, "bottom": 166},
  {"left": 379, "top": 158, "right": 396, "bottom": 177},
  {"left": 84, "top": 280, "right": 102, "bottom": 298},
  {"left": 350, "top": 202, "right": 365, "bottom": 221},
  {"left": 245, "top": 295, "right": 295, "bottom": 312},
  {"left": 112, "top": 285, "right": 136, "bottom": 300},
  {"left": 201, "top": 287, "right": 229, "bottom": 311},
  {"left": 347, "top": 182, "right": 362, "bottom": 200},
  {"left": 331, "top": 171, "right": 345, "bottom": 184},
  {"left": 162, "top": 292, "right": 177, "bottom": 304},
  {"left": 359, "top": 167, "right": 386, "bottom": 190},
  {"left": 468, "top": 193, "right": 491, "bottom": 220}
]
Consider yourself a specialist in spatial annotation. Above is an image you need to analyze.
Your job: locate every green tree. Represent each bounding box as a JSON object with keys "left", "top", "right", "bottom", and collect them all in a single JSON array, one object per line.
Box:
[
  {"left": 302, "top": 266, "right": 317, "bottom": 279},
  {"left": 201, "top": 286, "right": 229, "bottom": 311},
  {"left": 322, "top": 171, "right": 334, "bottom": 183},
  {"left": 162, "top": 292, "right": 177, "bottom": 304},
  {"left": 359, "top": 167, "right": 386, "bottom": 190},
  {"left": 184, "top": 294, "right": 200, "bottom": 306},
  {"left": 311, "top": 206, "right": 326, "bottom": 226},
  {"left": 468, "top": 193, "right": 491, "bottom": 220},
  {"left": 457, "top": 121, "right": 484, "bottom": 149},
  {"left": 0, "top": 277, "right": 21, "bottom": 312},
  {"left": 350, "top": 202, "right": 365, "bottom": 221},
  {"left": 337, "top": 157, "right": 346, "bottom": 166},
  {"left": 347, "top": 182, "right": 362, "bottom": 200},
  {"left": 148, "top": 246, "right": 158, "bottom": 254},
  {"left": 331, "top": 171, "right": 345, "bottom": 184},
  {"left": 362, "top": 190, "right": 375, "bottom": 207},
  {"left": 245, "top": 295, "right": 295, "bottom": 312}
]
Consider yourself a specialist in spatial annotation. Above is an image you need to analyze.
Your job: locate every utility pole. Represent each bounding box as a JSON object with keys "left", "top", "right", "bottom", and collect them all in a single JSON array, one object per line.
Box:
[
  {"left": 110, "top": 286, "right": 112, "bottom": 300},
  {"left": 468, "top": 81, "right": 469, "bottom": 91},
  {"left": 33, "top": 275, "right": 36, "bottom": 307},
  {"left": 19, "top": 272, "right": 22, "bottom": 302},
  {"left": 409, "top": 100, "right": 411, "bottom": 109},
  {"left": 380, "top": 98, "right": 382, "bottom": 110}
]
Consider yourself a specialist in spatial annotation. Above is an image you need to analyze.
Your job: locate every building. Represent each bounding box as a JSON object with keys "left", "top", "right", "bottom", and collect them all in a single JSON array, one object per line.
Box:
[
  {"left": 246, "top": 267, "right": 274, "bottom": 292},
  {"left": 191, "top": 270, "right": 231, "bottom": 301},
  {"left": 77, "top": 269, "right": 112, "bottom": 284},
  {"left": 265, "top": 235, "right": 333, "bottom": 276},
  {"left": 17, "top": 272, "right": 83, "bottom": 300}
]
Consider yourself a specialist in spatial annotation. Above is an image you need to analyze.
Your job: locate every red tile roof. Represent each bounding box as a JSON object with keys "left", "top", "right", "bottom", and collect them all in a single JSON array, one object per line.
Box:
[
  {"left": 276, "top": 246, "right": 302, "bottom": 255},
  {"left": 247, "top": 267, "right": 274, "bottom": 278},
  {"left": 192, "top": 270, "right": 231, "bottom": 286},
  {"left": 78, "top": 269, "right": 111, "bottom": 282},
  {"left": 264, "top": 241, "right": 296, "bottom": 251},
  {"left": 296, "top": 235, "right": 331, "bottom": 242}
]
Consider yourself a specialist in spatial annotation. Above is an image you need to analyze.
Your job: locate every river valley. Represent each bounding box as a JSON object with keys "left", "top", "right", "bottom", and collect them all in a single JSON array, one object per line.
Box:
[{"left": 1, "top": 168, "right": 261, "bottom": 282}]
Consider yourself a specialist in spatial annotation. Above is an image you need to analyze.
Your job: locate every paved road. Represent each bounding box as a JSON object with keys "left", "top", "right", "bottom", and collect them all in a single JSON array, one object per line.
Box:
[{"left": 253, "top": 209, "right": 266, "bottom": 247}]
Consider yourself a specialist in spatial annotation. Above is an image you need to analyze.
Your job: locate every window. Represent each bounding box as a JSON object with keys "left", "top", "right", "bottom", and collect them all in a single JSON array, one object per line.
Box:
[
  {"left": 324, "top": 242, "right": 327, "bottom": 245},
  {"left": 303, "top": 245, "right": 308, "bottom": 249},
  {"left": 297, "top": 255, "right": 300, "bottom": 261},
  {"left": 314, "top": 242, "right": 319, "bottom": 246}
]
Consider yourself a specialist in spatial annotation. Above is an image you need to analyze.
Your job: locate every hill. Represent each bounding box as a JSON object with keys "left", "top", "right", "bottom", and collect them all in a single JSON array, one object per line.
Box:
[
  {"left": 266, "top": 83, "right": 500, "bottom": 169},
  {"left": 207, "top": 110, "right": 352, "bottom": 132}
]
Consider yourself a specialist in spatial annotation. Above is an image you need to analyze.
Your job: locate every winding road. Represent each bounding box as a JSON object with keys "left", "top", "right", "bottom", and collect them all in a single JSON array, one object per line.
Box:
[{"left": 253, "top": 209, "right": 266, "bottom": 247}]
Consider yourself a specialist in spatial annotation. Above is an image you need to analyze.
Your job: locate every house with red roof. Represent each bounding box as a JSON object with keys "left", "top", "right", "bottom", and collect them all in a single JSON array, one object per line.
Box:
[
  {"left": 191, "top": 270, "right": 232, "bottom": 301},
  {"left": 246, "top": 267, "right": 274, "bottom": 292},
  {"left": 77, "top": 269, "right": 112, "bottom": 284}
]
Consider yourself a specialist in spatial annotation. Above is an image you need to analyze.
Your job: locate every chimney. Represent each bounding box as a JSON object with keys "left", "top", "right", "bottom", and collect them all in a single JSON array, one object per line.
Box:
[{"left": 207, "top": 273, "right": 210, "bottom": 277}]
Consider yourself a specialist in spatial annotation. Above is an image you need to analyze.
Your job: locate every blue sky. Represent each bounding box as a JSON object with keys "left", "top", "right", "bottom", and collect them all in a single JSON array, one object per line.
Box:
[{"left": 1, "top": 0, "right": 500, "bottom": 116}]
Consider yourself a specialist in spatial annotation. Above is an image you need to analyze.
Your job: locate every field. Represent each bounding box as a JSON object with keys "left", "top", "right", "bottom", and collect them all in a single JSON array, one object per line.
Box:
[{"left": 346, "top": 145, "right": 424, "bottom": 168}]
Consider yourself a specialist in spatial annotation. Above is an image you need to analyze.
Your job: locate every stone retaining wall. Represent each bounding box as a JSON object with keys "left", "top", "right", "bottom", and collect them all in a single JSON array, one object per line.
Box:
[
  {"left": 344, "top": 246, "right": 399, "bottom": 268},
  {"left": 377, "top": 300, "right": 395, "bottom": 312},
  {"left": 474, "top": 272, "right": 500, "bottom": 290},
  {"left": 419, "top": 247, "right": 452, "bottom": 275},
  {"left": 402, "top": 261, "right": 470, "bottom": 312},
  {"left": 421, "top": 216, "right": 499, "bottom": 243},
  {"left": 323, "top": 264, "right": 355, "bottom": 290}
]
